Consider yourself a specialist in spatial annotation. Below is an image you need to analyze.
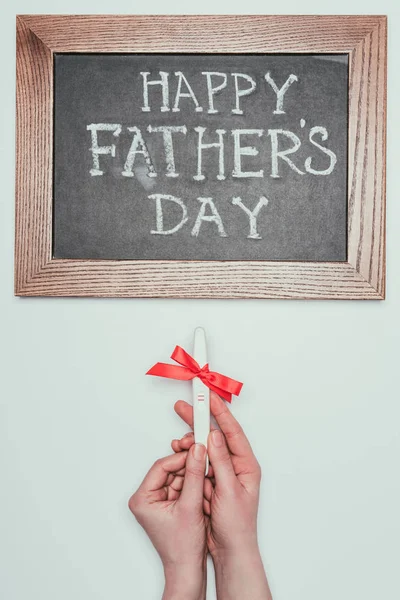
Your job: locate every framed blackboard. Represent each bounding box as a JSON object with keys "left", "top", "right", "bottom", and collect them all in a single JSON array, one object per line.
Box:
[{"left": 15, "top": 15, "right": 386, "bottom": 298}]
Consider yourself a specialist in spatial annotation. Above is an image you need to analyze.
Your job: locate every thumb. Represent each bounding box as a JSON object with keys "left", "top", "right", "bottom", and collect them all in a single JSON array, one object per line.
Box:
[
  {"left": 179, "top": 443, "right": 206, "bottom": 509},
  {"left": 208, "top": 429, "right": 237, "bottom": 491}
]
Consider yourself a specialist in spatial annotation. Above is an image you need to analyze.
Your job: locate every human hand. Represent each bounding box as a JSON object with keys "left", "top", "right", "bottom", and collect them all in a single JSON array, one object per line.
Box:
[
  {"left": 172, "top": 392, "right": 272, "bottom": 600},
  {"left": 129, "top": 446, "right": 208, "bottom": 600},
  {"left": 172, "top": 392, "right": 261, "bottom": 558}
]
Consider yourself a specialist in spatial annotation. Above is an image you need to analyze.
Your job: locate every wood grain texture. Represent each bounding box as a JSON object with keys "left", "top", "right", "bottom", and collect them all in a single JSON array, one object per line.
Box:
[
  {"left": 14, "top": 15, "right": 387, "bottom": 299},
  {"left": 15, "top": 17, "right": 52, "bottom": 293},
  {"left": 347, "top": 18, "right": 386, "bottom": 298},
  {"left": 20, "top": 14, "right": 382, "bottom": 53},
  {"left": 20, "top": 260, "right": 378, "bottom": 299}
]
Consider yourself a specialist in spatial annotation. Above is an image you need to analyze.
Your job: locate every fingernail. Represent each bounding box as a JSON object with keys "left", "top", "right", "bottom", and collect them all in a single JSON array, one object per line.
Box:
[
  {"left": 212, "top": 429, "right": 223, "bottom": 447},
  {"left": 193, "top": 443, "right": 206, "bottom": 461}
]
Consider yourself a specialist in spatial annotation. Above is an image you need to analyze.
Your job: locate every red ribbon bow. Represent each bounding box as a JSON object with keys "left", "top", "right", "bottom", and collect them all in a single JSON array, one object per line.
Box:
[{"left": 146, "top": 345, "right": 243, "bottom": 403}]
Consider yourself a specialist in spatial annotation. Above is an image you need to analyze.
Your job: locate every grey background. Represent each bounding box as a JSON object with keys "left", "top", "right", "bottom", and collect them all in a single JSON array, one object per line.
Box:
[
  {"left": 2, "top": 3, "right": 399, "bottom": 600},
  {"left": 53, "top": 53, "right": 348, "bottom": 260}
]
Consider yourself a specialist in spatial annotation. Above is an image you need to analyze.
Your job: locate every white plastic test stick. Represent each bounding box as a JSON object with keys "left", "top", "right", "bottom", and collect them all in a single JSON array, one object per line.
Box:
[{"left": 193, "top": 327, "right": 210, "bottom": 475}]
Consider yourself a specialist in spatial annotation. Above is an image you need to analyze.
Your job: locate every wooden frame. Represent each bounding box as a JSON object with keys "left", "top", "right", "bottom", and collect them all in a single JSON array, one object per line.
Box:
[{"left": 15, "top": 15, "right": 387, "bottom": 299}]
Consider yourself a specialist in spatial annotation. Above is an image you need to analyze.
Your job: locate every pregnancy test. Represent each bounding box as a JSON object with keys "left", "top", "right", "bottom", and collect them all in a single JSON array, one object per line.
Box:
[{"left": 193, "top": 327, "right": 210, "bottom": 475}]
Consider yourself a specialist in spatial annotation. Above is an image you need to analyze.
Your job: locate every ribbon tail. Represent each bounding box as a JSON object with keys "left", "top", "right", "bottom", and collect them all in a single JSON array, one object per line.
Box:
[
  {"left": 203, "top": 371, "right": 243, "bottom": 402},
  {"left": 146, "top": 363, "right": 195, "bottom": 381},
  {"left": 206, "top": 381, "right": 233, "bottom": 403}
]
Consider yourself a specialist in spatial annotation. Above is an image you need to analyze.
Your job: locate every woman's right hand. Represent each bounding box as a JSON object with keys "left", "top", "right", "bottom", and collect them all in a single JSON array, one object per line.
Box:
[{"left": 172, "top": 392, "right": 272, "bottom": 600}]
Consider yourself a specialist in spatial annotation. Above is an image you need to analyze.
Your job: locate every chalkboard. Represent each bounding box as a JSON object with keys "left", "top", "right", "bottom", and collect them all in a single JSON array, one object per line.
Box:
[{"left": 53, "top": 53, "right": 348, "bottom": 261}]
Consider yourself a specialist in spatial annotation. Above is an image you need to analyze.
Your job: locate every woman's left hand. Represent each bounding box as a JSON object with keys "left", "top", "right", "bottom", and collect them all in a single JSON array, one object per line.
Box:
[{"left": 129, "top": 445, "right": 208, "bottom": 600}]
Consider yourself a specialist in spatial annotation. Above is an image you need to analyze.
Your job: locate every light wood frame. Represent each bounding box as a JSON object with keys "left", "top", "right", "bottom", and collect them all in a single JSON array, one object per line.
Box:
[{"left": 15, "top": 15, "right": 387, "bottom": 299}]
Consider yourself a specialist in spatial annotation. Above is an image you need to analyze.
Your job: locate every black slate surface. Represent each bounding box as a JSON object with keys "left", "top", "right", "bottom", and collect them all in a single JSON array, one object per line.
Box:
[{"left": 53, "top": 53, "right": 348, "bottom": 261}]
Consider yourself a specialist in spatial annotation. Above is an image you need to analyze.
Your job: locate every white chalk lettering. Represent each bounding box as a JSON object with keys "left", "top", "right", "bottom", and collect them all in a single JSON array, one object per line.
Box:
[
  {"left": 87, "top": 123, "right": 122, "bottom": 176},
  {"left": 264, "top": 73, "right": 298, "bottom": 114},
  {"left": 202, "top": 72, "right": 228, "bottom": 113},
  {"left": 147, "top": 125, "right": 187, "bottom": 177},
  {"left": 140, "top": 72, "right": 170, "bottom": 112},
  {"left": 191, "top": 197, "right": 227, "bottom": 237},
  {"left": 173, "top": 72, "right": 203, "bottom": 113},
  {"left": 232, "top": 129, "right": 264, "bottom": 178},
  {"left": 194, "top": 127, "right": 226, "bottom": 181},
  {"left": 148, "top": 194, "right": 188, "bottom": 235},
  {"left": 305, "top": 126, "right": 337, "bottom": 175},
  {"left": 122, "top": 126, "right": 156, "bottom": 178},
  {"left": 232, "top": 73, "right": 257, "bottom": 115},
  {"left": 268, "top": 129, "right": 304, "bottom": 178},
  {"left": 231, "top": 196, "right": 269, "bottom": 239}
]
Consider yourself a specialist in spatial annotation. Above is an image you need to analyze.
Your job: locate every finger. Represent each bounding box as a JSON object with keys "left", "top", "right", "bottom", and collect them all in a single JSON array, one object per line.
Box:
[
  {"left": 203, "top": 497, "right": 211, "bottom": 516},
  {"left": 206, "top": 464, "right": 214, "bottom": 479},
  {"left": 170, "top": 475, "right": 184, "bottom": 492},
  {"left": 166, "top": 476, "right": 184, "bottom": 500},
  {"left": 174, "top": 400, "right": 194, "bottom": 428},
  {"left": 210, "top": 393, "right": 256, "bottom": 463},
  {"left": 171, "top": 439, "right": 181, "bottom": 453},
  {"left": 168, "top": 465, "right": 186, "bottom": 476},
  {"left": 174, "top": 400, "right": 217, "bottom": 434},
  {"left": 171, "top": 434, "right": 214, "bottom": 480},
  {"left": 178, "top": 433, "right": 195, "bottom": 451},
  {"left": 204, "top": 477, "right": 213, "bottom": 502},
  {"left": 140, "top": 452, "right": 188, "bottom": 492},
  {"left": 150, "top": 487, "right": 168, "bottom": 502},
  {"left": 168, "top": 486, "right": 181, "bottom": 501},
  {"left": 179, "top": 444, "right": 207, "bottom": 508},
  {"left": 171, "top": 433, "right": 195, "bottom": 453},
  {"left": 207, "top": 429, "right": 237, "bottom": 491}
]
